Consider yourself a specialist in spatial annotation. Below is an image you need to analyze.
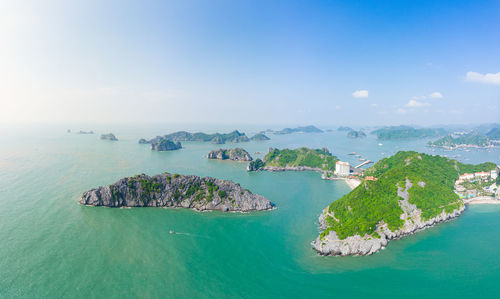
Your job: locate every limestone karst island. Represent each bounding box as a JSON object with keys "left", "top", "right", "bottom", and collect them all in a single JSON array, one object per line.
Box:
[{"left": 2, "top": 0, "right": 500, "bottom": 298}]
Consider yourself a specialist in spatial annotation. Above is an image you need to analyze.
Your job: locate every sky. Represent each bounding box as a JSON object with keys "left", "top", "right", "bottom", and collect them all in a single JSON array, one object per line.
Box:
[{"left": 0, "top": 0, "right": 499, "bottom": 126}]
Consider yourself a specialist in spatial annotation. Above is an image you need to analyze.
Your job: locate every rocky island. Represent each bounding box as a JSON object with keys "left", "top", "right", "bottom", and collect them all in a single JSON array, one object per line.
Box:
[
  {"left": 347, "top": 130, "right": 366, "bottom": 138},
  {"left": 250, "top": 133, "right": 270, "bottom": 141},
  {"left": 270, "top": 125, "right": 323, "bottom": 135},
  {"left": 140, "top": 130, "right": 250, "bottom": 145},
  {"left": 78, "top": 130, "right": 94, "bottom": 134},
  {"left": 100, "top": 133, "right": 118, "bottom": 141},
  {"left": 151, "top": 139, "right": 182, "bottom": 151},
  {"left": 312, "top": 151, "right": 496, "bottom": 256},
  {"left": 247, "top": 147, "right": 338, "bottom": 177},
  {"left": 80, "top": 173, "right": 273, "bottom": 212},
  {"left": 207, "top": 148, "right": 253, "bottom": 161},
  {"left": 371, "top": 125, "right": 446, "bottom": 140},
  {"left": 428, "top": 132, "right": 494, "bottom": 149}
]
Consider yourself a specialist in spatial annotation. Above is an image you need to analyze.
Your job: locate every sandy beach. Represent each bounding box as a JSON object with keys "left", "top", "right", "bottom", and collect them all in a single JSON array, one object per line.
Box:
[
  {"left": 345, "top": 178, "right": 361, "bottom": 190},
  {"left": 464, "top": 196, "right": 500, "bottom": 205}
]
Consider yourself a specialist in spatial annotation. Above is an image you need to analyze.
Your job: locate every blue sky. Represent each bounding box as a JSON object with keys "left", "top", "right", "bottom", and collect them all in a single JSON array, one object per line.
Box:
[{"left": 0, "top": 0, "right": 499, "bottom": 125}]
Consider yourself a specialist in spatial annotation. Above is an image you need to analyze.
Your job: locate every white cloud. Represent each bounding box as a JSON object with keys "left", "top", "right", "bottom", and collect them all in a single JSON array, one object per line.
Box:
[
  {"left": 429, "top": 92, "right": 443, "bottom": 98},
  {"left": 370, "top": 103, "right": 378, "bottom": 107},
  {"left": 412, "top": 95, "right": 427, "bottom": 100},
  {"left": 396, "top": 108, "right": 407, "bottom": 115},
  {"left": 405, "top": 99, "right": 430, "bottom": 108},
  {"left": 466, "top": 71, "right": 500, "bottom": 85},
  {"left": 352, "top": 90, "right": 369, "bottom": 98}
]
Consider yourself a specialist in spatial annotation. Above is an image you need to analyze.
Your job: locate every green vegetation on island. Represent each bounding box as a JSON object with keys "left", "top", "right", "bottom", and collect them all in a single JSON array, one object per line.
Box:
[
  {"left": 250, "top": 133, "right": 271, "bottom": 141},
  {"left": 320, "top": 151, "right": 496, "bottom": 240},
  {"left": 247, "top": 147, "right": 338, "bottom": 172},
  {"left": 140, "top": 130, "right": 250, "bottom": 145},
  {"left": 371, "top": 126, "right": 446, "bottom": 140},
  {"left": 271, "top": 125, "right": 323, "bottom": 135},
  {"left": 486, "top": 127, "right": 500, "bottom": 141},
  {"left": 428, "top": 132, "right": 492, "bottom": 148}
]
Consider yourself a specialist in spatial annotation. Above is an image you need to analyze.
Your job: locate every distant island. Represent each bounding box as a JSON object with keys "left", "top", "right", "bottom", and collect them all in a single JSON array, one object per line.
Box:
[
  {"left": 428, "top": 132, "right": 494, "bottom": 149},
  {"left": 250, "top": 133, "right": 270, "bottom": 141},
  {"left": 139, "top": 130, "right": 250, "bottom": 145},
  {"left": 100, "top": 133, "right": 118, "bottom": 141},
  {"left": 207, "top": 148, "right": 253, "bottom": 161},
  {"left": 347, "top": 130, "right": 366, "bottom": 138},
  {"left": 270, "top": 125, "right": 323, "bottom": 135},
  {"left": 337, "top": 126, "right": 353, "bottom": 132},
  {"left": 486, "top": 127, "right": 500, "bottom": 143},
  {"left": 151, "top": 139, "right": 182, "bottom": 151},
  {"left": 80, "top": 173, "right": 273, "bottom": 212},
  {"left": 247, "top": 147, "right": 338, "bottom": 176},
  {"left": 78, "top": 130, "right": 94, "bottom": 134},
  {"left": 371, "top": 126, "right": 446, "bottom": 140},
  {"left": 312, "top": 151, "right": 497, "bottom": 256}
]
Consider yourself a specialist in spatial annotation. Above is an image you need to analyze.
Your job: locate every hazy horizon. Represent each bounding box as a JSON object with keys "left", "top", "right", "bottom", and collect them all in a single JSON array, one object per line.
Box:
[{"left": 1, "top": 0, "right": 499, "bottom": 125}]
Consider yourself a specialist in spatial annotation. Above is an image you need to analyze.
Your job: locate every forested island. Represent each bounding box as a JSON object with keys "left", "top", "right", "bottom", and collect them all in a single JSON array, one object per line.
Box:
[
  {"left": 486, "top": 127, "right": 500, "bottom": 141},
  {"left": 371, "top": 126, "right": 446, "bottom": 140},
  {"left": 80, "top": 173, "right": 273, "bottom": 212},
  {"left": 250, "top": 133, "right": 270, "bottom": 141},
  {"left": 140, "top": 130, "right": 250, "bottom": 145},
  {"left": 207, "top": 148, "right": 253, "bottom": 161},
  {"left": 312, "top": 151, "right": 496, "bottom": 256},
  {"left": 247, "top": 147, "right": 338, "bottom": 177},
  {"left": 270, "top": 125, "right": 323, "bottom": 135},
  {"left": 428, "top": 132, "right": 493, "bottom": 149}
]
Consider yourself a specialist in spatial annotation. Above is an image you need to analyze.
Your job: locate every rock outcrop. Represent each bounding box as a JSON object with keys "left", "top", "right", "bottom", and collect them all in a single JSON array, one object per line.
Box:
[
  {"left": 207, "top": 148, "right": 253, "bottom": 161},
  {"left": 100, "top": 133, "right": 118, "bottom": 141},
  {"left": 151, "top": 139, "right": 182, "bottom": 151},
  {"left": 140, "top": 130, "right": 250, "bottom": 145},
  {"left": 250, "top": 133, "right": 270, "bottom": 141},
  {"left": 312, "top": 179, "right": 465, "bottom": 256},
  {"left": 80, "top": 173, "right": 273, "bottom": 212}
]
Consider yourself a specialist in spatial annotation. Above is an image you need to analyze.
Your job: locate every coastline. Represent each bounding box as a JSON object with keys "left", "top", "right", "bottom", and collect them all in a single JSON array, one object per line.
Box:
[
  {"left": 464, "top": 196, "right": 500, "bottom": 205},
  {"left": 257, "top": 166, "right": 362, "bottom": 190},
  {"left": 344, "top": 178, "right": 361, "bottom": 190}
]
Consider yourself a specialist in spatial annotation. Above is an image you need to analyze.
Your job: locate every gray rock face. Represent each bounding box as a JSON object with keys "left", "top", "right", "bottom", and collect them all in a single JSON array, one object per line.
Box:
[
  {"left": 207, "top": 148, "right": 253, "bottom": 161},
  {"left": 138, "top": 138, "right": 149, "bottom": 144},
  {"left": 100, "top": 133, "right": 118, "bottom": 141},
  {"left": 80, "top": 173, "right": 273, "bottom": 212},
  {"left": 312, "top": 179, "right": 465, "bottom": 256},
  {"left": 211, "top": 136, "right": 224, "bottom": 144},
  {"left": 151, "top": 139, "right": 182, "bottom": 151}
]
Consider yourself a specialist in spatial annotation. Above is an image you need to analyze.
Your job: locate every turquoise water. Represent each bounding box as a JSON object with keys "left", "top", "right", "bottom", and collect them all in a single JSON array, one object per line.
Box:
[{"left": 1, "top": 124, "right": 500, "bottom": 298}]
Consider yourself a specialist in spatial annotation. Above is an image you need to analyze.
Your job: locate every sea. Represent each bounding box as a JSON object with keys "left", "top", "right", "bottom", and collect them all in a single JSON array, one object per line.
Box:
[{"left": 1, "top": 123, "right": 499, "bottom": 298}]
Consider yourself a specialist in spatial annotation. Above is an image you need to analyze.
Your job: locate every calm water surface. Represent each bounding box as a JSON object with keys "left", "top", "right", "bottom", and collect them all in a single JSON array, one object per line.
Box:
[{"left": 1, "top": 124, "right": 499, "bottom": 298}]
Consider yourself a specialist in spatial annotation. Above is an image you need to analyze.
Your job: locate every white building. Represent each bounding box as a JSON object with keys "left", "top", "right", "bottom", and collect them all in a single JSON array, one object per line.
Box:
[
  {"left": 334, "top": 161, "right": 350, "bottom": 177},
  {"left": 491, "top": 169, "right": 498, "bottom": 180},
  {"left": 475, "top": 171, "right": 490, "bottom": 179},
  {"left": 459, "top": 173, "right": 474, "bottom": 180}
]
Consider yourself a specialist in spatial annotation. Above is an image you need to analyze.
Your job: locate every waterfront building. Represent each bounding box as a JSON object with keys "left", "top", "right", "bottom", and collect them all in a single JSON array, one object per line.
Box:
[{"left": 334, "top": 161, "right": 350, "bottom": 177}]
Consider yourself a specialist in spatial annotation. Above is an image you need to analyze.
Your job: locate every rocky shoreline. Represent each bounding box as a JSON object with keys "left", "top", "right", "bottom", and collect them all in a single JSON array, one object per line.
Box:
[
  {"left": 207, "top": 148, "right": 253, "bottom": 161},
  {"left": 312, "top": 179, "right": 465, "bottom": 256},
  {"left": 80, "top": 173, "right": 273, "bottom": 212}
]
